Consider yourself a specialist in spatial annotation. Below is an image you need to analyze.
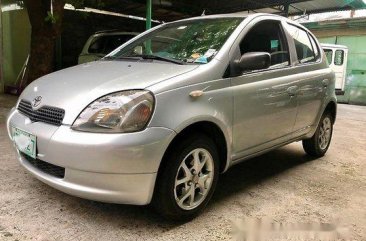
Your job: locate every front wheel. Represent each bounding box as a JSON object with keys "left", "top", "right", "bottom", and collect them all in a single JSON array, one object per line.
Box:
[
  {"left": 303, "top": 112, "right": 333, "bottom": 157},
  {"left": 152, "top": 134, "right": 219, "bottom": 221}
]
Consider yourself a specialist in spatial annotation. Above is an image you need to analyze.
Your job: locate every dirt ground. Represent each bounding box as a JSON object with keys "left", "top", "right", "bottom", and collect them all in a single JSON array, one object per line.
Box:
[{"left": 0, "top": 94, "right": 365, "bottom": 241}]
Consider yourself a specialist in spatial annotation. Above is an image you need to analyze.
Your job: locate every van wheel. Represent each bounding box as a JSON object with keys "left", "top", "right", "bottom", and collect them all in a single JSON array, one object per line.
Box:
[
  {"left": 152, "top": 134, "right": 219, "bottom": 221},
  {"left": 303, "top": 112, "right": 333, "bottom": 157}
]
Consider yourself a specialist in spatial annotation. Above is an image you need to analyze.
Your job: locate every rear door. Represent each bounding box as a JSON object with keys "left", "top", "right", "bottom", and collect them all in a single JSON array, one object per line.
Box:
[
  {"left": 283, "top": 22, "right": 329, "bottom": 134},
  {"left": 333, "top": 48, "right": 348, "bottom": 91}
]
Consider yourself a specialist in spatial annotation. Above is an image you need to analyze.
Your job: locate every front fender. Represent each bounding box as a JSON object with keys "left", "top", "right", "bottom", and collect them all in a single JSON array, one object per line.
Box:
[{"left": 148, "top": 78, "right": 233, "bottom": 171}]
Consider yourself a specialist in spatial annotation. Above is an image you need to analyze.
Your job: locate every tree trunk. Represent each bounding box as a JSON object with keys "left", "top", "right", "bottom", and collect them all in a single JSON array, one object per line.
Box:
[
  {"left": 27, "top": 30, "right": 57, "bottom": 83},
  {"left": 23, "top": 0, "right": 65, "bottom": 86}
]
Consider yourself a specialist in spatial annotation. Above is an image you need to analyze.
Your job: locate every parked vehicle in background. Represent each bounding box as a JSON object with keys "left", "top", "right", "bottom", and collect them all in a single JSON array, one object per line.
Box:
[
  {"left": 321, "top": 44, "right": 348, "bottom": 95},
  {"left": 7, "top": 13, "right": 337, "bottom": 221},
  {"left": 78, "top": 31, "right": 138, "bottom": 64}
]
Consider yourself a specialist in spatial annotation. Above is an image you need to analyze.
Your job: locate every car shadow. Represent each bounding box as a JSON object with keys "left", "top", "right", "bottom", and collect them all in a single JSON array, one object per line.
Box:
[
  {"left": 31, "top": 144, "right": 318, "bottom": 231},
  {"left": 211, "top": 144, "right": 318, "bottom": 204}
]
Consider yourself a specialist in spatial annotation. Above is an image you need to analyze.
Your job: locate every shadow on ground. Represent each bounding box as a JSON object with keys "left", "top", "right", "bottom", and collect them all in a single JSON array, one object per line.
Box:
[{"left": 30, "top": 144, "right": 316, "bottom": 231}]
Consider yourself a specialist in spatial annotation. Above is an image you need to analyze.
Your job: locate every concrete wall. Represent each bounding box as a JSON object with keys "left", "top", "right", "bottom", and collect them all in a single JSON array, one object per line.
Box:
[
  {"left": 0, "top": 4, "right": 3, "bottom": 93},
  {"left": 0, "top": 0, "right": 31, "bottom": 91}
]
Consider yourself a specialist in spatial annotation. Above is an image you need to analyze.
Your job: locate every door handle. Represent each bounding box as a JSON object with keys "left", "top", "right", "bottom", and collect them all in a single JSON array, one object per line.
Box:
[
  {"left": 286, "top": 86, "right": 298, "bottom": 97},
  {"left": 322, "top": 79, "right": 330, "bottom": 87}
]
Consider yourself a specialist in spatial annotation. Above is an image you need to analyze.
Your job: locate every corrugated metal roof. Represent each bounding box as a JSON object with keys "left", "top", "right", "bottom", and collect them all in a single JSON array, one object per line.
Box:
[{"left": 82, "top": 0, "right": 366, "bottom": 21}]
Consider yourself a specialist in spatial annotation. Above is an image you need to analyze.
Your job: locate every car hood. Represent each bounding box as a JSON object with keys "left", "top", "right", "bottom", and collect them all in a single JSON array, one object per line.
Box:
[{"left": 20, "top": 61, "right": 199, "bottom": 124}]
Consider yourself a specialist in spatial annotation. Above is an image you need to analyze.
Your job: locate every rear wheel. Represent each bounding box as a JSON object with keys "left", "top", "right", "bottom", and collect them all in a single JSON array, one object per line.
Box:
[
  {"left": 152, "top": 134, "right": 219, "bottom": 221},
  {"left": 303, "top": 112, "right": 333, "bottom": 157}
]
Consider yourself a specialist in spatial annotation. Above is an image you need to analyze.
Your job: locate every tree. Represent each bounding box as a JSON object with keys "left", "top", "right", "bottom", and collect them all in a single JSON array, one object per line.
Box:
[
  {"left": 22, "top": 0, "right": 104, "bottom": 85},
  {"left": 23, "top": 0, "right": 65, "bottom": 85}
]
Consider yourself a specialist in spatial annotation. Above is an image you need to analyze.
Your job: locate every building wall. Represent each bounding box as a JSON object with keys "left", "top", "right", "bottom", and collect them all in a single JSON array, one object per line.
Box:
[
  {"left": 0, "top": 4, "right": 3, "bottom": 93},
  {"left": 0, "top": 1, "right": 31, "bottom": 92},
  {"left": 305, "top": 20, "right": 366, "bottom": 106}
]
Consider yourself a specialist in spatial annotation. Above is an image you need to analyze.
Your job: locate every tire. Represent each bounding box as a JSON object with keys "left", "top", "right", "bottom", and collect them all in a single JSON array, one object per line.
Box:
[
  {"left": 303, "top": 112, "right": 334, "bottom": 157},
  {"left": 152, "top": 133, "right": 219, "bottom": 221}
]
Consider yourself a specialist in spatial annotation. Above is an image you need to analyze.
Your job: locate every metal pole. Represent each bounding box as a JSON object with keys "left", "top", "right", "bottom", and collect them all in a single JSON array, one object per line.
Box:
[
  {"left": 284, "top": 4, "right": 290, "bottom": 17},
  {"left": 146, "top": 0, "right": 152, "bottom": 54},
  {"left": 146, "top": 0, "right": 152, "bottom": 30}
]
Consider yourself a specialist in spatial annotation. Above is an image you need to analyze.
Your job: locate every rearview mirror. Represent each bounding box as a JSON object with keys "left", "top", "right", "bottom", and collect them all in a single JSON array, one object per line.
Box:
[
  {"left": 133, "top": 46, "right": 143, "bottom": 55},
  {"left": 235, "top": 52, "right": 271, "bottom": 72}
]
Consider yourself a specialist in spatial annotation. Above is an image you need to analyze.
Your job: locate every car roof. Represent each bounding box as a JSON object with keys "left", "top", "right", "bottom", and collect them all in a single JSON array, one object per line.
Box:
[
  {"left": 170, "top": 13, "right": 307, "bottom": 30},
  {"left": 176, "top": 13, "right": 287, "bottom": 21}
]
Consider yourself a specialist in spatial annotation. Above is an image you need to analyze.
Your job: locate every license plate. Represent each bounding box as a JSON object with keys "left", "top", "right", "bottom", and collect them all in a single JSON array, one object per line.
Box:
[{"left": 11, "top": 126, "right": 37, "bottom": 159}]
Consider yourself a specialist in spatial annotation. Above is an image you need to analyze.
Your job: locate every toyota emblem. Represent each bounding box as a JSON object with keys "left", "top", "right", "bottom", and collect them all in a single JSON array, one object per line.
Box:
[{"left": 32, "top": 96, "right": 42, "bottom": 108}]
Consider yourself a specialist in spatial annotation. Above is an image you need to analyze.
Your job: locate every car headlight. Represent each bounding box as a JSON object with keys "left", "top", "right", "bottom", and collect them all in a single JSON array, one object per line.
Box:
[{"left": 72, "top": 90, "right": 154, "bottom": 133}]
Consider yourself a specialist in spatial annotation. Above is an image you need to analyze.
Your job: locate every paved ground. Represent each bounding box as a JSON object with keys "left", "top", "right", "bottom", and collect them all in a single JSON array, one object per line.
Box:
[{"left": 0, "top": 94, "right": 365, "bottom": 241}]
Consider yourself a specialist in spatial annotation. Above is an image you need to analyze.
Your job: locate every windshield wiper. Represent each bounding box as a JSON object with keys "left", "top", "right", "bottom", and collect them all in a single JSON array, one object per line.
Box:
[{"left": 129, "top": 54, "right": 185, "bottom": 65}]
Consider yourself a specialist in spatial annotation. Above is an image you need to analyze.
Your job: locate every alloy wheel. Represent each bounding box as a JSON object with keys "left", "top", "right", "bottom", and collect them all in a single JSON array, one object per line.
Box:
[
  {"left": 174, "top": 148, "right": 214, "bottom": 210},
  {"left": 319, "top": 117, "right": 332, "bottom": 150}
]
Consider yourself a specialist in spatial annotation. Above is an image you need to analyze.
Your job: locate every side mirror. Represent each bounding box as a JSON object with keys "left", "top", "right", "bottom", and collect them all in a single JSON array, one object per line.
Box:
[
  {"left": 133, "top": 46, "right": 143, "bottom": 55},
  {"left": 235, "top": 52, "right": 271, "bottom": 72}
]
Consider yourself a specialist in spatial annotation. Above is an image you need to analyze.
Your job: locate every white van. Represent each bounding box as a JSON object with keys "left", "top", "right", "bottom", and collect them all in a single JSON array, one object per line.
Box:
[
  {"left": 78, "top": 31, "right": 139, "bottom": 64},
  {"left": 321, "top": 44, "right": 348, "bottom": 95}
]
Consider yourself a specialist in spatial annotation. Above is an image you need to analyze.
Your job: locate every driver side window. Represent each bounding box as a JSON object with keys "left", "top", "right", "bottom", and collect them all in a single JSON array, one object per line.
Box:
[{"left": 239, "top": 20, "right": 290, "bottom": 70}]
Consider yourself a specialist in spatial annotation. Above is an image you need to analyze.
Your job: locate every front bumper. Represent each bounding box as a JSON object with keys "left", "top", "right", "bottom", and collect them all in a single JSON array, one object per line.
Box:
[{"left": 7, "top": 108, "right": 176, "bottom": 205}]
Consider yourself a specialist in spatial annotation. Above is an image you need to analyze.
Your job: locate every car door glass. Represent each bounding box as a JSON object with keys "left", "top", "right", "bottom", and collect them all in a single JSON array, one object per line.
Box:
[
  {"left": 309, "top": 35, "right": 320, "bottom": 61},
  {"left": 285, "top": 23, "right": 316, "bottom": 64},
  {"left": 239, "top": 20, "right": 290, "bottom": 71}
]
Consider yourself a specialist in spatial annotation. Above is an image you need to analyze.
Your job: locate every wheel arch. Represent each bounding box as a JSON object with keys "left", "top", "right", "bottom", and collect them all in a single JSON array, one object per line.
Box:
[
  {"left": 158, "top": 120, "right": 230, "bottom": 176},
  {"left": 324, "top": 100, "right": 337, "bottom": 123}
]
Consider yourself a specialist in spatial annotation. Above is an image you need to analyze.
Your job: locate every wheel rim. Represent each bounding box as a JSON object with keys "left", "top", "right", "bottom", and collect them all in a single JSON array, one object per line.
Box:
[
  {"left": 174, "top": 148, "right": 214, "bottom": 210},
  {"left": 319, "top": 117, "right": 332, "bottom": 150}
]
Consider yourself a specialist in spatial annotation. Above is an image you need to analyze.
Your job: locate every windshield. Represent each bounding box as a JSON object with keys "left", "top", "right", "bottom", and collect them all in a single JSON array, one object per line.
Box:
[{"left": 108, "top": 18, "right": 243, "bottom": 64}]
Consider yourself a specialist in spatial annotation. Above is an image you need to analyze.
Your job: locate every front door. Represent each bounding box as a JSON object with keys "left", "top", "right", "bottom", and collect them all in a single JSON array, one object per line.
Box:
[{"left": 230, "top": 19, "right": 298, "bottom": 159}]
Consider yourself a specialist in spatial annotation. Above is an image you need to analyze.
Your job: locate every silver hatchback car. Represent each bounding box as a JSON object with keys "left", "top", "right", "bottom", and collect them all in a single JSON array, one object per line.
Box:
[{"left": 7, "top": 13, "right": 336, "bottom": 221}]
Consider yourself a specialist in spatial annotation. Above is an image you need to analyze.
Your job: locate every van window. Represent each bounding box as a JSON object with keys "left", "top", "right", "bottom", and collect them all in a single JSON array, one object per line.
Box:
[
  {"left": 334, "top": 50, "right": 344, "bottom": 66},
  {"left": 324, "top": 49, "right": 333, "bottom": 65},
  {"left": 285, "top": 23, "right": 316, "bottom": 64},
  {"left": 89, "top": 34, "right": 136, "bottom": 54},
  {"left": 239, "top": 20, "right": 290, "bottom": 69}
]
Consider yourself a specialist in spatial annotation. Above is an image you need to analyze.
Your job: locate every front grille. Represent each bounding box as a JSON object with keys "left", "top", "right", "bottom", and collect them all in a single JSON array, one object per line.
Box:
[
  {"left": 22, "top": 154, "right": 65, "bottom": 178},
  {"left": 17, "top": 99, "right": 65, "bottom": 126}
]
